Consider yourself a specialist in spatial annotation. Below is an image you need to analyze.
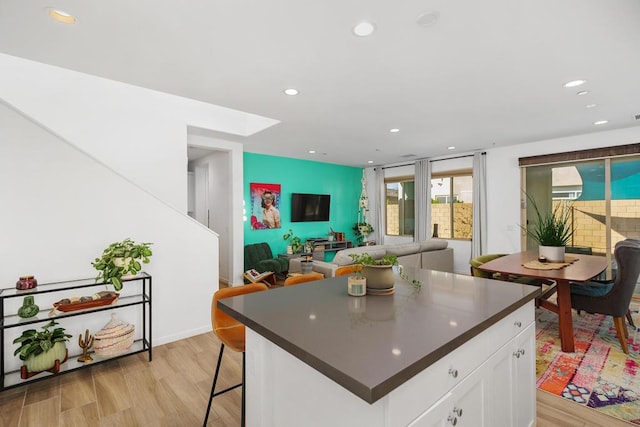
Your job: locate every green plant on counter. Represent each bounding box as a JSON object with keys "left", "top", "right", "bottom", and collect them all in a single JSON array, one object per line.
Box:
[
  {"left": 91, "top": 238, "right": 153, "bottom": 291},
  {"left": 349, "top": 253, "right": 421, "bottom": 288}
]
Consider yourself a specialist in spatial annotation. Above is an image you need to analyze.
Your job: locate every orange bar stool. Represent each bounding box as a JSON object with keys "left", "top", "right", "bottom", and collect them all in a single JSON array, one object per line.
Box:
[
  {"left": 283, "top": 272, "right": 324, "bottom": 286},
  {"left": 203, "top": 283, "right": 268, "bottom": 426},
  {"left": 335, "top": 264, "right": 362, "bottom": 276}
]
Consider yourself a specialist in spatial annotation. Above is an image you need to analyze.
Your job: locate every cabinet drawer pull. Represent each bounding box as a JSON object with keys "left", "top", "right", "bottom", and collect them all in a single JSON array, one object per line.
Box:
[
  {"left": 513, "top": 351, "right": 521, "bottom": 359},
  {"left": 514, "top": 320, "right": 522, "bottom": 328},
  {"left": 453, "top": 407, "right": 463, "bottom": 417},
  {"left": 447, "top": 415, "right": 458, "bottom": 425},
  {"left": 448, "top": 368, "right": 458, "bottom": 378}
]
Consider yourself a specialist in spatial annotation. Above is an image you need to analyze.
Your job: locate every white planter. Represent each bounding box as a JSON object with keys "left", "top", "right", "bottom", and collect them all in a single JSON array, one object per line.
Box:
[
  {"left": 539, "top": 246, "right": 565, "bottom": 262},
  {"left": 24, "top": 341, "right": 67, "bottom": 373},
  {"left": 347, "top": 276, "right": 367, "bottom": 296},
  {"left": 361, "top": 265, "right": 395, "bottom": 289}
]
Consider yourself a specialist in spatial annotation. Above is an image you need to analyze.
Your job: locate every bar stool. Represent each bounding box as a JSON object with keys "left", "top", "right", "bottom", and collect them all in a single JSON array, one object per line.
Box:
[
  {"left": 335, "top": 265, "right": 362, "bottom": 276},
  {"left": 203, "top": 283, "right": 268, "bottom": 426},
  {"left": 283, "top": 273, "right": 324, "bottom": 286}
]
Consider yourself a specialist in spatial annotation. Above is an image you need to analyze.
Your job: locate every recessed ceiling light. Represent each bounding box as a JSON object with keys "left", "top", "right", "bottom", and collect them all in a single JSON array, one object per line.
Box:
[
  {"left": 48, "top": 8, "right": 76, "bottom": 24},
  {"left": 593, "top": 120, "right": 609, "bottom": 125},
  {"left": 389, "top": 128, "right": 400, "bottom": 133},
  {"left": 577, "top": 91, "right": 589, "bottom": 96},
  {"left": 586, "top": 104, "right": 597, "bottom": 108},
  {"left": 416, "top": 10, "right": 440, "bottom": 28},
  {"left": 564, "top": 80, "right": 586, "bottom": 88},
  {"left": 308, "top": 150, "right": 316, "bottom": 154},
  {"left": 367, "top": 160, "right": 374, "bottom": 164},
  {"left": 284, "top": 88, "right": 299, "bottom": 96},
  {"left": 447, "top": 146, "right": 456, "bottom": 150},
  {"left": 353, "top": 22, "right": 375, "bottom": 37}
]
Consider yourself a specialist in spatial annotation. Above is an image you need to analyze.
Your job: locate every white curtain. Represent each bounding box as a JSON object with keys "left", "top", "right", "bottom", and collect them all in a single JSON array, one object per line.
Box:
[
  {"left": 471, "top": 152, "right": 487, "bottom": 258},
  {"left": 414, "top": 159, "right": 431, "bottom": 242},
  {"left": 375, "top": 167, "right": 385, "bottom": 245}
]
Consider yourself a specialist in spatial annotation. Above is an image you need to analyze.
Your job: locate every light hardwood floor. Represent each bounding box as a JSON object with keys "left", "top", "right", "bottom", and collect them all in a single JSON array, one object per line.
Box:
[{"left": 0, "top": 329, "right": 633, "bottom": 426}]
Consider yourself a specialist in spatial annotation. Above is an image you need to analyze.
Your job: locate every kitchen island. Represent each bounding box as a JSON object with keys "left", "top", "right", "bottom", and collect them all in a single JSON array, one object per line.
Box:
[{"left": 219, "top": 268, "right": 540, "bottom": 426}]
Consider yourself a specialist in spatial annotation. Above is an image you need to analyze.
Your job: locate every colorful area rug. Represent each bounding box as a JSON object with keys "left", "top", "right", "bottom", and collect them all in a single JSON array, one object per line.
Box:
[{"left": 536, "top": 302, "right": 640, "bottom": 424}]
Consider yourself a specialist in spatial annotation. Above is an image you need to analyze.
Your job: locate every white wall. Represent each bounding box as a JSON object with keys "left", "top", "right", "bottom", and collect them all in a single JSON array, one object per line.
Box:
[
  {"left": 0, "top": 103, "right": 218, "bottom": 346},
  {"left": 0, "top": 53, "right": 277, "bottom": 211},
  {"left": 0, "top": 53, "right": 274, "bottom": 345},
  {"left": 188, "top": 129, "right": 245, "bottom": 285}
]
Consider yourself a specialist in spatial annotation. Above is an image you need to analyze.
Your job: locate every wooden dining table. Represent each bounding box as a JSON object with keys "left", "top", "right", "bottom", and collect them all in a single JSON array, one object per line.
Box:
[{"left": 478, "top": 251, "right": 608, "bottom": 352}]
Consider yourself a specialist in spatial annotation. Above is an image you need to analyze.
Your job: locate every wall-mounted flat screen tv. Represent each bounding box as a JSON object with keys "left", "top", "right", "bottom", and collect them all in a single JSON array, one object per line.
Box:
[{"left": 291, "top": 193, "right": 330, "bottom": 222}]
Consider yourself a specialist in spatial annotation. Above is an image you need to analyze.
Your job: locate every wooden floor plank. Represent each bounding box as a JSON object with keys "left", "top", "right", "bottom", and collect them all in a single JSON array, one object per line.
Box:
[{"left": 1, "top": 331, "right": 634, "bottom": 426}]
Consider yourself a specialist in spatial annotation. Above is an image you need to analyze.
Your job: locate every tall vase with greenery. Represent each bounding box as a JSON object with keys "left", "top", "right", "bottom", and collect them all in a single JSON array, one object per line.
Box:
[{"left": 524, "top": 193, "right": 573, "bottom": 262}]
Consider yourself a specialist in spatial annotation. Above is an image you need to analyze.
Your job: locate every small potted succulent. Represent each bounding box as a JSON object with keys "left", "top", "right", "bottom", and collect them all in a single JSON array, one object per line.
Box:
[
  {"left": 92, "top": 238, "right": 153, "bottom": 291},
  {"left": 14, "top": 320, "right": 71, "bottom": 378}
]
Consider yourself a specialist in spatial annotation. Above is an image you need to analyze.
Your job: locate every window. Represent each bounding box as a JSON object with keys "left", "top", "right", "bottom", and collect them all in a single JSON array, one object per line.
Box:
[
  {"left": 385, "top": 171, "right": 473, "bottom": 239},
  {"left": 431, "top": 172, "right": 473, "bottom": 239},
  {"left": 385, "top": 179, "right": 415, "bottom": 236}
]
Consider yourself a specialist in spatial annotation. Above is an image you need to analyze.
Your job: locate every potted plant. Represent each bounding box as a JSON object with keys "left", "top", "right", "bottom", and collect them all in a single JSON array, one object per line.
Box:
[
  {"left": 349, "top": 253, "right": 398, "bottom": 290},
  {"left": 352, "top": 222, "right": 373, "bottom": 245},
  {"left": 13, "top": 320, "right": 71, "bottom": 378},
  {"left": 349, "top": 253, "right": 422, "bottom": 290},
  {"left": 282, "top": 229, "right": 302, "bottom": 254},
  {"left": 524, "top": 193, "right": 573, "bottom": 262},
  {"left": 92, "top": 238, "right": 153, "bottom": 291}
]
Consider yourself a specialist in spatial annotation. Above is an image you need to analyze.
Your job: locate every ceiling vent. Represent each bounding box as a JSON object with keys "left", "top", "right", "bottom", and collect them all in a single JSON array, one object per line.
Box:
[{"left": 400, "top": 154, "right": 417, "bottom": 158}]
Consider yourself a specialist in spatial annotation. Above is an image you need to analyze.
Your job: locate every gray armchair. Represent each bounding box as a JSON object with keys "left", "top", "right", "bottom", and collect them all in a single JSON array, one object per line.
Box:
[{"left": 570, "top": 240, "right": 640, "bottom": 354}]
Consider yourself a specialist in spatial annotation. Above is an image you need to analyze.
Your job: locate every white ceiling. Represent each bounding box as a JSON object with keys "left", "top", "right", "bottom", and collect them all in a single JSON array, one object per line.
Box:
[{"left": 1, "top": 0, "right": 640, "bottom": 167}]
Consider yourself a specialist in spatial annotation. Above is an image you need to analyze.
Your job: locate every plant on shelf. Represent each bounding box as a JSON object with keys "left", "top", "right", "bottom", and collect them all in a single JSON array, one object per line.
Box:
[
  {"left": 282, "top": 229, "right": 302, "bottom": 254},
  {"left": 352, "top": 222, "right": 373, "bottom": 245},
  {"left": 92, "top": 238, "right": 153, "bottom": 291},
  {"left": 523, "top": 193, "right": 573, "bottom": 262},
  {"left": 13, "top": 320, "right": 71, "bottom": 377}
]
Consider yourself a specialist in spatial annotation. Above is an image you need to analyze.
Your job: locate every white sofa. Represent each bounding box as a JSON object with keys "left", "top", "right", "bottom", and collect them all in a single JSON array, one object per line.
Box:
[{"left": 289, "top": 239, "right": 453, "bottom": 277}]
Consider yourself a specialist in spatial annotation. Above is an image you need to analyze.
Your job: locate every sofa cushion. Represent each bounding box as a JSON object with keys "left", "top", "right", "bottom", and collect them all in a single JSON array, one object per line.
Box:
[
  {"left": 397, "top": 253, "right": 421, "bottom": 269},
  {"left": 419, "top": 239, "right": 448, "bottom": 252},
  {"left": 386, "top": 242, "right": 421, "bottom": 257},
  {"left": 332, "top": 246, "right": 387, "bottom": 266}
]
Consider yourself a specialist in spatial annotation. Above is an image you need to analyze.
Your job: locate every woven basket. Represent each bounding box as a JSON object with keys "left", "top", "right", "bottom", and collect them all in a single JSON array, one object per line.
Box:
[{"left": 94, "top": 313, "right": 135, "bottom": 357}]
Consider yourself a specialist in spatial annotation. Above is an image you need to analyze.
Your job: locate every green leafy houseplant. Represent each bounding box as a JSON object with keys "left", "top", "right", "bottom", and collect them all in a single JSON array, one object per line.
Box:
[
  {"left": 282, "top": 229, "right": 302, "bottom": 253},
  {"left": 92, "top": 238, "right": 153, "bottom": 291},
  {"left": 352, "top": 222, "right": 374, "bottom": 244},
  {"left": 349, "top": 253, "right": 421, "bottom": 288},
  {"left": 524, "top": 194, "right": 573, "bottom": 247},
  {"left": 14, "top": 320, "right": 71, "bottom": 374}
]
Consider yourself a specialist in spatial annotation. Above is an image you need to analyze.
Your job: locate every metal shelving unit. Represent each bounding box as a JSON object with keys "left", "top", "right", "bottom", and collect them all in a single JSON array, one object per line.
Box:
[{"left": 0, "top": 273, "right": 151, "bottom": 391}]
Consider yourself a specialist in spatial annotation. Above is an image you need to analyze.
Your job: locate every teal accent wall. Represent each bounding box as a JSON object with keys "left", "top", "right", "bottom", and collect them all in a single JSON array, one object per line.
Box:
[{"left": 244, "top": 152, "right": 362, "bottom": 256}]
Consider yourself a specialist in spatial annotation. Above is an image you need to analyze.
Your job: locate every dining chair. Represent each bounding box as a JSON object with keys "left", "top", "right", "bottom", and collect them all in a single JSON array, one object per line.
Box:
[
  {"left": 283, "top": 273, "right": 324, "bottom": 286},
  {"left": 203, "top": 283, "right": 269, "bottom": 427},
  {"left": 570, "top": 241, "right": 640, "bottom": 354},
  {"left": 335, "top": 264, "right": 363, "bottom": 276}
]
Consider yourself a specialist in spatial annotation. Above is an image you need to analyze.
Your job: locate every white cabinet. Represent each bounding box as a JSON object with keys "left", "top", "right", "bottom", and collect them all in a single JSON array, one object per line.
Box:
[
  {"left": 409, "top": 364, "right": 486, "bottom": 427},
  {"left": 246, "top": 301, "right": 536, "bottom": 427},
  {"left": 485, "top": 322, "right": 535, "bottom": 427}
]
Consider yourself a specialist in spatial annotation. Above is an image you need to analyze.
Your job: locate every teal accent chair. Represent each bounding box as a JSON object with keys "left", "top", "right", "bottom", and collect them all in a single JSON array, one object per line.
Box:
[{"left": 244, "top": 243, "right": 288, "bottom": 275}]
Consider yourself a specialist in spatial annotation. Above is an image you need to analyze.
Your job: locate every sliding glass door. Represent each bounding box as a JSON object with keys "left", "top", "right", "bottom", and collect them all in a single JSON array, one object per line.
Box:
[{"left": 523, "top": 155, "right": 640, "bottom": 262}]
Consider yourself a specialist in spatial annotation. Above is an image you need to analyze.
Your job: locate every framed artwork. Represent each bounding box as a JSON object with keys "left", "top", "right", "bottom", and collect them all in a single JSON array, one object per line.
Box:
[{"left": 250, "top": 183, "right": 281, "bottom": 229}]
